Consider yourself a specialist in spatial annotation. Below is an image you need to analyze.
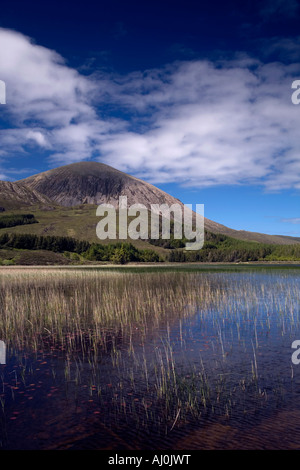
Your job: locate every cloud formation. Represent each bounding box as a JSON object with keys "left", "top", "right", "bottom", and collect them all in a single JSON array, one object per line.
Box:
[
  {"left": 97, "top": 59, "right": 300, "bottom": 190},
  {"left": 0, "top": 28, "right": 122, "bottom": 166},
  {"left": 281, "top": 217, "right": 300, "bottom": 224},
  {"left": 1, "top": 27, "right": 300, "bottom": 191}
]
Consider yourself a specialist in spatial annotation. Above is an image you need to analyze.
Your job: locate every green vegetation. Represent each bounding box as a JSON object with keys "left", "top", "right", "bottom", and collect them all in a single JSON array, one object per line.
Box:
[
  {"left": 0, "top": 200, "right": 300, "bottom": 266},
  {"left": 166, "top": 230, "right": 300, "bottom": 262},
  {"left": 0, "top": 232, "right": 161, "bottom": 264},
  {"left": 0, "top": 213, "right": 38, "bottom": 229},
  {"left": 1, "top": 214, "right": 300, "bottom": 264},
  {"left": 84, "top": 241, "right": 160, "bottom": 263},
  {"left": 0, "top": 205, "right": 102, "bottom": 242},
  {"left": 0, "top": 232, "right": 89, "bottom": 253}
]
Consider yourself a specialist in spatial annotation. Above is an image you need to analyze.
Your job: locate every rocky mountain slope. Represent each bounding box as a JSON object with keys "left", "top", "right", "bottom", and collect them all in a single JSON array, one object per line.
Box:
[
  {"left": 18, "top": 162, "right": 183, "bottom": 208},
  {"left": 0, "top": 180, "right": 53, "bottom": 210},
  {"left": 0, "top": 160, "right": 295, "bottom": 246}
]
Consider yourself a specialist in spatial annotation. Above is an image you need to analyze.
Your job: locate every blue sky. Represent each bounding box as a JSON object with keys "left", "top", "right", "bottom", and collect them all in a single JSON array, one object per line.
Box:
[{"left": 0, "top": 0, "right": 300, "bottom": 236}]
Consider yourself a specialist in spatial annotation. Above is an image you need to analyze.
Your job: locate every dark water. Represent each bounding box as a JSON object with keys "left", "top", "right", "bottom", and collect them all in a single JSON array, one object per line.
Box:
[{"left": 1, "top": 268, "right": 300, "bottom": 450}]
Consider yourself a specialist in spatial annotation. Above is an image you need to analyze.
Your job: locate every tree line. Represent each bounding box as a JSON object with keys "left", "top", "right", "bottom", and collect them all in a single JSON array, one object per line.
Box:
[
  {"left": 166, "top": 231, "right": 300, "bottom": 262},
  {"left": 0, "top": 213, "right": 38, "bottom": 229},
  {"left": 0, "top": 232, "right": 160, "bottom": 263},
  {"left": 0, "top": 230, "right": 300, "bottom": 264}
]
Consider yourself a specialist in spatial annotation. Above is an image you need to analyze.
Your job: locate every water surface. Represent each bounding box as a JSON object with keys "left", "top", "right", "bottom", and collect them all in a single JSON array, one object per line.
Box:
[{"left": 1, "top": 266, "right": 300, "bottom": 449}]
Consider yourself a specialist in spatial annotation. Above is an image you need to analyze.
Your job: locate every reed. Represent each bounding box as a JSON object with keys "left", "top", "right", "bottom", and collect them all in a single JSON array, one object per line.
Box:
[{"left": 0, "top": 267, "right": 300, "bottom": 441}]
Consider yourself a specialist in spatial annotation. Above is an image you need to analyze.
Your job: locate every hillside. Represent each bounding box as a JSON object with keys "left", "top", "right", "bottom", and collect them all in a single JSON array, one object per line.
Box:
[
  {"left": 15, "top": 161, "right": 300, "bottom": 246},
  {"left": 18, "top": 161, "right": 181, "bottom": 209},
  {"left": 1, "top": 230, "right": 300, "bottom": 266},
  {"left": 0, "top": 180, "right": 54, "bottom": 210}
]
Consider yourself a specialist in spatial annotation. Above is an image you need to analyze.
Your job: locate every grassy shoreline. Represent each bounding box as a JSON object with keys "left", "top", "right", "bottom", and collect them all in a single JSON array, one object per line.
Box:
[{"left": 1, "top": 260, "right": 300, "bottom": 270}]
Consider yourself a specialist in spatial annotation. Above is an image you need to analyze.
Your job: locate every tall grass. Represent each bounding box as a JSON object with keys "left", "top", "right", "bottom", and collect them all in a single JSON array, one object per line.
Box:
[
  {"left": 1, "top": 267, "right": 300, "bottom": 441},
  {"left": 0, "top": 268, "right": 221, "bottom": 353}
]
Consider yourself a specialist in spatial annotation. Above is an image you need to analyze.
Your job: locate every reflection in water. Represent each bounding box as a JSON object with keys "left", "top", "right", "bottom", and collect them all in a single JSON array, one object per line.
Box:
[
  {"left": 1, "top": 268, "right": 300, "bottom": 449},
  {"left": 0, "top": 341, "right": 5, "bottom": 364}
]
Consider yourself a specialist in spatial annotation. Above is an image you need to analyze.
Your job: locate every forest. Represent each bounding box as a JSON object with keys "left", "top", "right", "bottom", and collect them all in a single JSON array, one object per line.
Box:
[
  {"left": 0, "top": 232, "right": 161, "bottom": 263},
  {"left": 0, "top": 230, "right": 300, "bottom": 264},
  {"left": 0, "top": 213, "right": 38, "bottom": 229}
]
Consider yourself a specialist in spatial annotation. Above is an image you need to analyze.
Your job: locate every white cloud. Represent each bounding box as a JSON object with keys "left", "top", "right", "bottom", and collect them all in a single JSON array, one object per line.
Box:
[
  {"left": 0, "top": 28, "right": 300, "bottom": 191},
  {"left": 97, "top": 60, "right": 300, "bottom": 190},
  {"left": 26, "top": 130, "right": 49, "bottom": 147},
  {"left": 0, "top": 29, "right": 93, "bottom": 124},
  {"left": 281, "top": 217, "right": 300, "bottom": 224},
  {"left": 0, "top": 27, "right": 120, "bottom": 164}
]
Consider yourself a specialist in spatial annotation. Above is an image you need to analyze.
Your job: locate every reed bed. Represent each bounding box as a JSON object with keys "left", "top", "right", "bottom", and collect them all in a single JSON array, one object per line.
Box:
[
  {"left": 0, "top": 268, "right": 220, "bottom": 353},
  {"left": 1, "top": 267, "right": 300, "bottom": 446}
]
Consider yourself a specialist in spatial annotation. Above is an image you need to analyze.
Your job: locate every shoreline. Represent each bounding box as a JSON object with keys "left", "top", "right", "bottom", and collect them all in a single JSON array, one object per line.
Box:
[{"left": 1, "top": 261, "right": 300, "bottom": 269}]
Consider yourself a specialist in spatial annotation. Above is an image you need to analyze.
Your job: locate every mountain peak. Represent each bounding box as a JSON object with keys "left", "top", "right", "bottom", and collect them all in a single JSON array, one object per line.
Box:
[
  {"left": 12, "top": 161, "right": 300, "bottom": 246},
  {"left": 18, "top": 161, "right": 180, "bottom": 209}
]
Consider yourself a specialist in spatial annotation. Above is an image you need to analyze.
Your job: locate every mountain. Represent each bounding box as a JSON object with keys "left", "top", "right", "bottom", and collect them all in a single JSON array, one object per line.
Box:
[
  {"left": 0, "top": 162, "right": 284, "bottom": 245},
  {"left": 0, "top": 180, "right": 54, "bottom": 210},
  {"left": 18, "top": 161, "right": 182, "bottom": 209},
  {"left": 2, "top": 160, "right": 297, "bottom": 246}
]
